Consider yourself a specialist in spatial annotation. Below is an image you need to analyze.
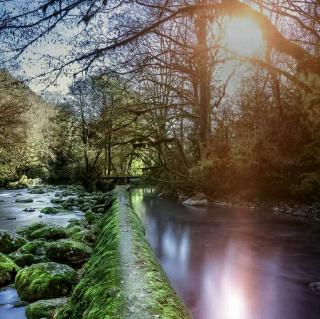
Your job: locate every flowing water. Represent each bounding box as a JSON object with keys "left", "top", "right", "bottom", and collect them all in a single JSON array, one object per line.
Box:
[
  {"left": 131, "top": 189, "right": 320, "bottom": 319},
  {"left": 0, "top": 187, "right": 84, "bottom": 319},
  {"left": 1, "top": 187, "right": 320, "bottom": 319}
]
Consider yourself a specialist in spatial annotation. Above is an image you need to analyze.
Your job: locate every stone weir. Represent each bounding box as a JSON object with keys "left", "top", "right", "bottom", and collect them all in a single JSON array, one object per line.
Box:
[{"left": 56, "top": 188, "right": 191, "bottom": 319}]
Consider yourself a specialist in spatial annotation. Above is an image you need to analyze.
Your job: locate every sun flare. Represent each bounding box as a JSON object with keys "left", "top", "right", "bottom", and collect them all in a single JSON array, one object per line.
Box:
[{"left": 223, "top": 17, "right": 264, "bottom": 56}]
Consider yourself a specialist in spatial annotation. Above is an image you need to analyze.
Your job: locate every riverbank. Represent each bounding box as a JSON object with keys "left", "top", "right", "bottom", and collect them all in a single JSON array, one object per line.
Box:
[
  {"left": 57, "top": 188, "right": 191, "bottom": 319},
  {"left": 178, "top": 192, "right": 320, "bottom": 220},
  {"left": 0, "top": 185, "right": 191, "bottom": 319}
]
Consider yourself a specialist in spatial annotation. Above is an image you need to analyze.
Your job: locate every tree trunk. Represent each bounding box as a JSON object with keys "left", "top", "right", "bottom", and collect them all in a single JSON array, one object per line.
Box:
[{"left": 196, "top": 1, "right": 211, "bottom": 160}]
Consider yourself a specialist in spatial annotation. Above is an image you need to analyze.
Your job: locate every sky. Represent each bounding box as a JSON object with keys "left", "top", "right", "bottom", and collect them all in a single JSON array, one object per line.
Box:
[{"left": 1, "top": 1, "right": 265, "bottom": 98}]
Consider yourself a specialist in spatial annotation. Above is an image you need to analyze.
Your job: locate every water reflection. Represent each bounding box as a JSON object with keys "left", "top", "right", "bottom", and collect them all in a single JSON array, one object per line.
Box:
[{"left": 131, "top": 189, "right": 320, "bottom": 319}]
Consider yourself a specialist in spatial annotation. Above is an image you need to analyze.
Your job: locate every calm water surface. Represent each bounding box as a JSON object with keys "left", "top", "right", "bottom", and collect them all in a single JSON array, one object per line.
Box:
[{"left": 132, "top": 189, "right": 320, "bottom": 319}]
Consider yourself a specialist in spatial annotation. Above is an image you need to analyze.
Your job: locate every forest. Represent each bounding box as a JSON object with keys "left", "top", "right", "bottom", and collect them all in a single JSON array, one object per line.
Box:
[
  {"left": 0, "top": 1, "right": 320, "bottom": 318},
  {"left": 0, "top": 0, "right": 319, "bottom": 202}
]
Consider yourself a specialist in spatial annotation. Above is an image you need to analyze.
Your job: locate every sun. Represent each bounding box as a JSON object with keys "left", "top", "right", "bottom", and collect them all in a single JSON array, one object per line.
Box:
[{"left": 223, "top": 17, "right": 264, "bottom": 56}]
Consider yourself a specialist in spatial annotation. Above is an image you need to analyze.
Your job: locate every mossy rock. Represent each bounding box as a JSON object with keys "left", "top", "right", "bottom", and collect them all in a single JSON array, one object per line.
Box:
[
  {"left": 67, "top": 219, "right": 88, "bottom": 229},
  {"left": 17, "top": 222, "right": 67, "bottom": 240},
  {"left": 61, "top": 202, "right": 73, "bottom": 210},
  {"left": 19, "top": 240, "right": 47, "bottom": 256},
  {"left": 84, "top": 211, "right": 99, "bottom": 224},
  {"left": 26, "top": 297, "right": 68, "bottom": 319},
  {"left": 15, "top": 262, "right": 77, "bottom": 302},
  {"left": 46, "top": 239, "right": 92, "bottom": 266},
  {"left": 0, "top": 230, "right": 28, "bottom": 254},
  {"left": 0, "top": 253, "right": 20, "bottom": 287},
  {"left": 15, "top": 198, "right": 34, "bottom": 203},
  {"left": 51, "top": 198, "right": 64, "bottom": 204},
  {"left": 61, "top": 190, "right": 76, "bottom": 197},
  {"left": 11, "top": 240, "right": 48, "bottom": 266},
  {"left": 40, "top": 207, "right": 60, "bottom": 215},
  {"left": 8, "top": 251, "right": 35, "bottom": 267},
  {"left": 70, "top": 230, "right": 96, "bottom": 246},
  {"left": 29, "top": 188, "right": 46, "bottom": 194},
  {"left": 66, "top": 225, "right": 83, "bottom": 237}
]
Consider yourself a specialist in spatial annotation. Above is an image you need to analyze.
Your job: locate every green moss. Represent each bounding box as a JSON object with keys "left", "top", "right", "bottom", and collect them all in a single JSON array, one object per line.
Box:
[
  {"left": 26, "top": 297, "right": 68, "bottom": 319},
  {"left": 70, "top": 230, "right": 96, "bottom": 246},
  {"left": 15, "top": 262, "right": 78, "bottom": 302},
  {"left": 46, "top": 239, "right": 92, "bottom": 266},
  {"left": 19, "top": 240, "right": 46, "bottom": 255},
  {"left": 18, "top": 222, "right": 66, "bottom": 240},
  {"left": 51, "top": 198, "right": 64, "bottom": 204},
  {"left": 85, "top": 211, "right": 100, "bottom": 224},
  {"left": 56, "top": 202, "right": 124, "bottom": 319},
  {"left": 0, "top": 230, "right": 28, "bottom": 254},
  {"left": 40, "top": 207, "right": 60, "bottom": 214},
  {"left": 8, "top": 252, "right": 35, "bottom": 267},
  {"left": 57, "top": 190, "right": 190, "bottom": 319},
  {"left": 0, "top": 253, "right": 20, "bottom": 287}
]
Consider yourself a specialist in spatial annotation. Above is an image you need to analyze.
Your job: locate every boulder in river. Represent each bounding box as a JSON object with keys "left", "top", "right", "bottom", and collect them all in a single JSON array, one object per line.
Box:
[
  {"left": 17, "top": 222, "right": 67, "bottom": 240},
  {"left": 15, "top": 198, "right": 34, "bottom": 203},
  {"left": 23, "top": 208, "right": 36, "bottom": 212},
  {"left": 15, "top": 262, "right": 77, "bottom": 302},
  {"left": 40, "top": 207, "right": 60, "bottom": 214},
  {"left": 10, "top": 240, "right": 48, "bottom": 266},
  {"left": 51, "top": 198, "right": 64, "bottom": 204},
  {"left": 46, "top": 239, "right": 92, "bottom": 266},
  {"left": 26, "top": 297, "right": 68, "bottom": 319},
  {"left": 183, "top": 193, "right": 210, "bottom": 206},
  {"left": 0, "top": 253, "right": 20, "bottom": 287},
  {"left": 28, "top": 188, "right": 46, "bottom": 194},
  {"left": 0, "top": 230, "right": 28, "bottom": 254},
  {"left": 8, "top": 252, "right": 35, "bottom": 267}
]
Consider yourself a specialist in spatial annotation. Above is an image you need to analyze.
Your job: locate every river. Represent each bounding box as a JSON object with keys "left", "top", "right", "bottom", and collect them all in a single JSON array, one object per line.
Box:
[
  {"left": 1, "top": 187, "right": 320, "bottom": 319},
  {"left": 0, "top": 187, "right": 84, "bottom": 319},
  {"left": 131, "top": 188, "right": 320, "bottom": 319}
]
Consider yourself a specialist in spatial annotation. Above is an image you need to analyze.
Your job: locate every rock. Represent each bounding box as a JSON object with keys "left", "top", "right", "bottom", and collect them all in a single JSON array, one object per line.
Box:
[
  {"left": 51, "top": 198, "right": 64, "bottom": 204},
  {"left": 15, "top": 198, "right": 34, "bottom": 203},
  {"left": 68, "top": 229, "right": 96, "bottom": 246},
  {"left": 19, "top": 240, "right": 47, "bottom": 256},
  {"left": 46, "top": 239, "right": 92, "bottom": 266},
  {"left": 61, "top": 190, "right": 76, "bottom": 197},
  {"left": 85, "top": 211, "right": 99, "bottom": 224},
  {"left": 17, "top": 222, "right": 67, "bottom": 240},
  {"left": 12, "top": 240, "right": 48, "bottom": 265},
  {"left": 0, "top": 230, "right": 28, "bottom": 254},
  {"left": 40, "top": 207, "right": 60, "bottom": 214},
  {"left": 28, "top": 188, "right": 46, "bottom": 194},
  {"left": 61, "top": 201, "right": 73, "bottom": 210},
  {"left": 66, "top": 225, "right": 84, "bottom": 237},
  {"left": 23, "top": 208, "right": 36, "bottom": 212},
  {"left": 15, "top": 262, "right": 77, "bottom": 302},
  {"left": 0, "top": 253, "right": 20, "bottom": 287},
  {"left": 26, "top": 297, "right": 68, "bottom": 319},
  {"left": 183, "top": 193, "right": 210, "bottom": 206},
  {"left": 8, "top": 252, "right": 35, "bottom": 267}
]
